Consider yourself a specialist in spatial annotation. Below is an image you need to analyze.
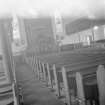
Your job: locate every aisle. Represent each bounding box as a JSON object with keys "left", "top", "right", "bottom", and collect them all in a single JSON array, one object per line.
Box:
[{"left": 15, "top": 56, "right": 64, "bottom": 105}]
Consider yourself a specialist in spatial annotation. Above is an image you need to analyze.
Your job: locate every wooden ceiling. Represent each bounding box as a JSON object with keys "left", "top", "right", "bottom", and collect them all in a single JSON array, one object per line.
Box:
[{"left": 65, "top": 18, "right": 105, "bottom": 35}]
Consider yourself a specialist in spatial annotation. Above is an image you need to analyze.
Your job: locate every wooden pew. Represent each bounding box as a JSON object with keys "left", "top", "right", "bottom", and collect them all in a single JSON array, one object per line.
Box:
[{"left": 38, "top": 47, "right": 105, "bottom": 105}]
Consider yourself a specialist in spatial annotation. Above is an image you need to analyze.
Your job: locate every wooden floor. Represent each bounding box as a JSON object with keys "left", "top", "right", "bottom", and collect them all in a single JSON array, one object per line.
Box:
[{"left": 15, "top": 57, "right": 64, "bottom": 105}]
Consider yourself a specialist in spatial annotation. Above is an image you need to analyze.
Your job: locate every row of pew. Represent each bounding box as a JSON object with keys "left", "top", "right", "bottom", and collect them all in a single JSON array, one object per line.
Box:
[{"left": 25, "top": 47, "right": 105, "bottom": 105}]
